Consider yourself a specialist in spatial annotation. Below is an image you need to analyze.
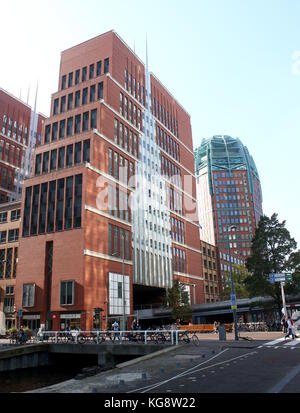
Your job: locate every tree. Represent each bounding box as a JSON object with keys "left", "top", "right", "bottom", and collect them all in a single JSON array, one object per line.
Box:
[
  {"left": 166, "top": 281, "right": 192, "bottom": 323},
  {"left": 220, "top": 264, "right": 251, "bottom": 300},
  {"left": 245, "top": 213, "right": 298, "bottom": 315}
]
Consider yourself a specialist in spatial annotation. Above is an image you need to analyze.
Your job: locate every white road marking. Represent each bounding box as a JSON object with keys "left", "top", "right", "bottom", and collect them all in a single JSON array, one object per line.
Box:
[
  {"left": 263, "top": 337, "right": 287, "bottom": 346},
  {"left": 283, "top": 338, "right": 300, "bottom": 347}
]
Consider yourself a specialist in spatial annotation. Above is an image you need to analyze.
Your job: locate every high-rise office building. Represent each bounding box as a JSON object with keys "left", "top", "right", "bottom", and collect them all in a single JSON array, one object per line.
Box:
[
  {"left": 0, "top": 88, "right": 45, "bottom": 203},
  {"left": 195, "top": 135, "right": 263, "bottom": 283},
  {"left": 15, "top": 31, "right": 204, "bottom": 331}
]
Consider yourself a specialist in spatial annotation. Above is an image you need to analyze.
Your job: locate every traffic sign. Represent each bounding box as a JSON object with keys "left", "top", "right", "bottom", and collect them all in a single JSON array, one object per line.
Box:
[
  {"left": 270, "top": 273, "right": 275, "bottom": 284},
  {"left": 269, "top": 273, "right": 286, "bottom": 283},
  {"left": 231, "top": 294, "right": 237, "bottom": 310},
  {"left": 286, "top": 273, "right": 292, "bottom": 282}
]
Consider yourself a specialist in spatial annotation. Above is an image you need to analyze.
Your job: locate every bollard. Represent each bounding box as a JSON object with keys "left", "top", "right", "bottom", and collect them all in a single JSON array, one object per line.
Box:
[
  {"left": 144, "top": 331, "right": 147, "bottom": 345},
  {"left": 120, "top": 332, "right": 123, "bottom": 344},
  {"left": 171, "top": 331, "right": 174, "bottom": 346},
  {"left": 175, "top": 331, "right": 179, "bottom": 346},
  {"left": 97, "top": 332, "right": 99, "bottom": 345},
  {"left": 55, "top": 332, "right": 58, "bottom": 344},
  {"left": 75, "top": 333, "right": 78, "bottom": 344}
]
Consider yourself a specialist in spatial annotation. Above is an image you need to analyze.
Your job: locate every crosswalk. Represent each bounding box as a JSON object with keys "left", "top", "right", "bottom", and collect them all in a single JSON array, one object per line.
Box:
[{"left": 258, "top": 337, "right": 300, "bottom": 350}]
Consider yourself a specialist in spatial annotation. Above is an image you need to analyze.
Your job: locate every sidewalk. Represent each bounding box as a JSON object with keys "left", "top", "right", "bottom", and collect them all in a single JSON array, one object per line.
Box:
[{"left": 196, "top": 331, "right": 283, "bottom": 341}]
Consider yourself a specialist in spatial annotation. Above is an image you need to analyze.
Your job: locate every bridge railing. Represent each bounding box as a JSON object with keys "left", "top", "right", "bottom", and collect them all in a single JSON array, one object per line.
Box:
[{"left": 30, "top": 330, "right": 199, "bottom": 346}]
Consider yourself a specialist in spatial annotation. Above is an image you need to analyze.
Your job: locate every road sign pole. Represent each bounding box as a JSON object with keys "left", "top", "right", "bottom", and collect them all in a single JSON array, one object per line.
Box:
[{"left": 281, "top": 282, "right": 288, "bottom": 319}]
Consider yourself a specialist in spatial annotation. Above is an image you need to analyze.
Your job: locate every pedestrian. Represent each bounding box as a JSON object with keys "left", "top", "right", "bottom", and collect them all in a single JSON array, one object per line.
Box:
[
  {"left": 282, "top": 316, "right": 288, "bottom": 334},
  {"left": 285, "top": 316, "right": 295, "bottom": 340},
  {"left": 112, "top": 320, "right": 120, "bottom": 340},
  {"left": 131, "top": 319, "right": 138, "bottom": 331},
  {"left": 213, "top": 321, "right": 218, "bottom": 334}
]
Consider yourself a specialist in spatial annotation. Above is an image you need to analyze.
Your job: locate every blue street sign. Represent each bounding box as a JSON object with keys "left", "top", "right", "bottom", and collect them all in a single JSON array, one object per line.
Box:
[
  {"left": 18, "top": 309, "right": 23, "bottom": 318},
  {"left": 270, "top": 273, "right": 275, "bottom": 284}
]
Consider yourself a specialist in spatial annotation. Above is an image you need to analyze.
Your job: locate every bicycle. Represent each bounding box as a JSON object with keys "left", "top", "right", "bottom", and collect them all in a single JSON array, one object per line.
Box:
[{"left": 178, "top": 331, "right": 200, "bottom": 346}]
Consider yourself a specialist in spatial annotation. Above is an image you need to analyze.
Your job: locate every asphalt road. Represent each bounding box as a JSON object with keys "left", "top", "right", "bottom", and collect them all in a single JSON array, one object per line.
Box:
[{"left": 31, "top": 340, "right": 300, "bottom": 394}]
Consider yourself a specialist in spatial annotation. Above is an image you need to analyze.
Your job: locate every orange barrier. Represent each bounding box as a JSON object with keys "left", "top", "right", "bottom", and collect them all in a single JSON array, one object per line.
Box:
[{"left": 179, "top": 324, "right": 233, "bottom": 333}]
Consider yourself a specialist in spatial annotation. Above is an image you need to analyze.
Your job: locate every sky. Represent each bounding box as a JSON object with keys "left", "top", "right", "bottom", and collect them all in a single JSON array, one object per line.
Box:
[{"left": 1, "top": 0, "right": 299, "bottom": 246}]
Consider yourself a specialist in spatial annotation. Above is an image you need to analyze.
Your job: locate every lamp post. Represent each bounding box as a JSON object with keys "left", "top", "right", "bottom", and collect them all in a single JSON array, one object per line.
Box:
[{"left": 226, "top": 225, "right": 239, "bottom": 341}]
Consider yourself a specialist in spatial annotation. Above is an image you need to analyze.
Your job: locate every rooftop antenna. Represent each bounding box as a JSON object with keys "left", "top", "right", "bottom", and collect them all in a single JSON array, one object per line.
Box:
[{"left": 33, "top": 82, "right": 38, "bottom": 113}]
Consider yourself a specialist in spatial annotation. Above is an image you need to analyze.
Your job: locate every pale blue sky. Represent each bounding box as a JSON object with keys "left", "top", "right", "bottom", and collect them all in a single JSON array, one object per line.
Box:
[{"left": 1, "top": 0, "right": 299, "bottom": 245}]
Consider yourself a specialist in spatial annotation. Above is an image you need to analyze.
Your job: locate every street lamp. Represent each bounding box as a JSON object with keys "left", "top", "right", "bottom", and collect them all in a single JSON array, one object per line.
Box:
[{"left": 226, "top": 225, "right": 239, "bottom": 341}]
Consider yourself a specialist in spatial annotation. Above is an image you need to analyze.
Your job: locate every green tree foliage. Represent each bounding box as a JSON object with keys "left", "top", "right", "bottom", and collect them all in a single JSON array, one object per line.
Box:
[
  {"left": 220, "top": 264, "right": 251, "bottom": 300},
  {"left": 166, "top": 281, "right": 192, "bottom": 323},
  {"left": 245, "top": 213, "right": 298, "bottom": 314}
]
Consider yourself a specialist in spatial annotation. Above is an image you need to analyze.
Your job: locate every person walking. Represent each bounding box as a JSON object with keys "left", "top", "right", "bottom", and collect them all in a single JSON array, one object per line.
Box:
[
  {"left": 285, "top": 316, "right": 295, "bottom": 340},
  {"left": 112, "top": 320, "right": 120, "bottom": 341}
]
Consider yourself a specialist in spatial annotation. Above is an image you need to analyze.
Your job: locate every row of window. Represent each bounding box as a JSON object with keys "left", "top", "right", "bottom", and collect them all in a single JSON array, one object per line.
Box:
[
  {"left": 202, "top": 246, "right": 216, "bottom": 258},
  {"left": 203, "top": 259, "right": 217, "bottom": 270},
  {"left": 107, "top": 184, "right": 130, "bottom": 223},
  {"left": 119, "top": 92, "right": 142, "bottom": 131},
  {"left": 54, "top": 82, "right": 103, "bottom": 116},
  {"left": 23, "top": 174, "right": 82, "bottom": 237},
  {"left": 157, "top": 126, "right": 180, "bottom": 162},
  {"left": 124, "top": 68, "right": 145, "bottom": 106},
  {"left": 114, "top": 119, "right": 139, "bottom": 158},
  {"left": 162, "top": 155, "right": 182, "bottom": 188},
  {"left": 204, "top": 272, "right": 218, "bottom": 282},
  {"left": 172, "top": 247, "right": 186, "bottom": 274},
  {"left": 61, "top": 58, "right": 109, "bottom": 90},
  {"left": 171, "top": 217, "right": 185, "bottom": 244},
  {"left": 108, "top": 223, "right": 131, "bottom": 260},
  {"left": 108, "top": 148, "right": 135, "bottom": 185},
  {"left": 35, "top": 139, "right": 90, "bottom": 176},
  {"left": 45, "top": 109, "right": 97, "bottom": 144},
  {"left": 205, "top": 285, "right": 219, "bottom": 295},
  {"left": 0, "top": 247, "right": 18, "bottom": 279},
  {"left": 168, "top": 187, "right": 183, "bottom": 215},
  {"left": 0, "top": 139, "right": 22, "bottom": 167},
  {"left": 22, "top": 280, "right": 75, "bottom": 307},
  {"left": 152, "top": 96, "right": 179, "bottom": 138},
  {"left": 0, "top": 166, "right": 14, "bottom": 191},
  {"left": 2, "top": 115, "right": 29, "bottom": 145},
  {"left": 0, "top": 229, "right": 19, "bottom": 244}
]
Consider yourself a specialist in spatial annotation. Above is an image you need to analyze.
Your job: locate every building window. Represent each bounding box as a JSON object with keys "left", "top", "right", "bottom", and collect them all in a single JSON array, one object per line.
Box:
[
  {"left": 50, "top": 149, "right": 57, "bottom": 171},
  {"left": 30, "top": 185, "right": 40, "bottom": 235},
  {"left": 98, "top": 82, "right": 103, "bottom": 100},
  {"left": 0, "top": 231, "right": 7, "bottom": 243},
  {"left": 82, "top": 112, "right": 89, "bottom": 132},
  {"left": 58, "top": 147, "right": 65, "bottom": 169},
  {"left": 67, "top": 117, "right": 73, "bottom": 136},
  {"left": 59, "top": 120, "right": 65, "bottom": 139},
  {"left": 22, "top": 284, "right": 35, "bottom": 307},
  {"left": 74, "top": 174, "right": 82, "bottom": 228},
  {"left": 23, "top": 187, "right": 32, "bottom": 237},
  {"left": 66, "top": 145, "right": 73, "bottom": 167},
  {"left": 64, "top": 176, "right": 73, "bottom": 230},
  {"left": 11, "top": 209, "right": 20, "bottom": 221},
  {"left": 45, "top": 125, "right": 51, "bottom": 143},
  {"left": 89, "top": 64, "right": 94, "bottom": 79},
  {"left": 35, "top": 154, "right": 42, "bottom": 176},
  {"left": 82, "top": 88, "right": 88, "bottom": 105},
  {"left": 91, "top": 109, "right": 97, "bottom": 129},
  {"left": 75, "top": 114, "right": 81, "bottom": 134},
  {"left": 68, "top": 93, "right": 73, "bottom": 111},
  {"left": 60, "top": 281, "right": 74, "bottom": 305},
  {"left": 8, "top": 229, "right": 19, "bottom": 242},
  {"left": 47, "top": 181, "right": 56, "bottom": 233},
  {"left": 60, "top": 96, "right": 66, "bottom": 113},
  {"left": 68, "top": 72, "right": 73, "bottom": 87},
  {"left": 83, "top": 139, "right": 90, "bottom": 163},
  {"left": 61, "top": 75, "right": 66, "bottom": 90},
  {"left": 39, "top": 183, "right": 48, "bottom": 234},
  {"left": 75, "top": 69, "right": 80, "bottom": 85},
  {"left": 56, "top": 179, "right": 64, "bottom": 231},
  {"left": 53, "top": 99, "right": 59, "bottom": 115},
  {"left": 90, "top": 85, "right": 96, "bottom": 102},
  {"left": 0, "top": 250, "right": 5, "bottom": 279},
  {"left": 75, "top": 142, "right": 82, "bottom": 165},
  {"left": 75, "top": 90, "right": 80, "bottom": 108},
  {"left": 96, "top": 61, "right": 102, "bottom": 76},
  {"left": 104, "top": 58, "right": 109, "bottom": 73},
  {"left": 42, "top": 152, "right": 49, "bottom": 174},
  {"left": 82, "top": 66, "right": 87, "bottom": 82}
]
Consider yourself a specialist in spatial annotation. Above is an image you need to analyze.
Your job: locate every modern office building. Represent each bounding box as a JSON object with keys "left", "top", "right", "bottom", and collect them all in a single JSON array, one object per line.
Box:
[
  {"left": 0, "top": 88, "right": 45, "bottom": 203},
  {"left": 15, "top": 30, "right": 204, "bottom": 331},
  {"left": 195, "top": 135, "right": 263, "bottom": 284},
  {"left": 0, "top": 201, "right": 21, "bottom": 330}
]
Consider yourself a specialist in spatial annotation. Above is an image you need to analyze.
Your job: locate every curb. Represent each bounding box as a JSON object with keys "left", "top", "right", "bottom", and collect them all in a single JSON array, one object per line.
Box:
[{"left": 115, "top": 345, "right": 184, "bottom": 369}]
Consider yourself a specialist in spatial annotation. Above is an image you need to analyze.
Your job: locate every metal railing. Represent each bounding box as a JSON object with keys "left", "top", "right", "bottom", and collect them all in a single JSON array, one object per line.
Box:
[{"left": 29, "top": 330, "right": 201, "bottom": 346}]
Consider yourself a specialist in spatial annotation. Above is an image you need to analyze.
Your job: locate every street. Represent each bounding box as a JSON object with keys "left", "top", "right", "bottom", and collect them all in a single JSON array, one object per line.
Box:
[{"left": 29, "top": 336, "right": 300, "bottom": 393}]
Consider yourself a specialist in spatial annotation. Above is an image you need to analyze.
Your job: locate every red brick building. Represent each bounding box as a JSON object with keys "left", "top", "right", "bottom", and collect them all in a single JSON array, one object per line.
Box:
[
  {"left": 0, "top": 88, "right": 45, "bottom": 204},
  {"left": 15, "top": 30, "right": 204, "bottom": 331}
]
